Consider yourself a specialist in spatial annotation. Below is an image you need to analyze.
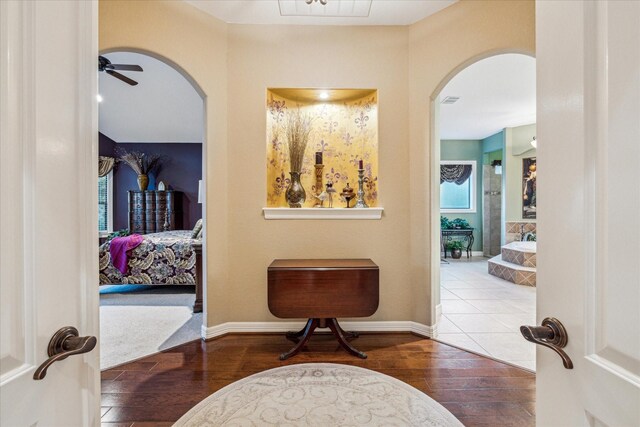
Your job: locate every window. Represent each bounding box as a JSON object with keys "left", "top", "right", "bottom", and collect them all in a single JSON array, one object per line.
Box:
[
  {"left": 440, "top": 160, "right": 476, "bottom": 213},
  {"left": 98, "top": 171, "right": 113, "bottom": 235}
]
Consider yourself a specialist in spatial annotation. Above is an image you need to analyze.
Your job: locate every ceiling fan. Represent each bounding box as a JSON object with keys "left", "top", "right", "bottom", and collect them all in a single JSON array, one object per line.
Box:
[{"left": 98, "top": 56, "right": 143, "bottom": 86}]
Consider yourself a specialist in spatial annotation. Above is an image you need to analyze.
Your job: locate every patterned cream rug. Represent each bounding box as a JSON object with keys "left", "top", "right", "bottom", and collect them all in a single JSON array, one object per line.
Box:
[{"left": 174, "top": 363, "right": 463, "bottom": 426}]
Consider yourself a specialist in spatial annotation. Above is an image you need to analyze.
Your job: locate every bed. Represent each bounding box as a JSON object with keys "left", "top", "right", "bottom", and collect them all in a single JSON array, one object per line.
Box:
[{"left": 99, "top": 230, "right": 203, "bottom": 312}]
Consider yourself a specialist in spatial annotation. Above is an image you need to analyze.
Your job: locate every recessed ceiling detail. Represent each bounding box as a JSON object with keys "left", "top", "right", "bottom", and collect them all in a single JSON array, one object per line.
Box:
[
  {"left": 185, "top": 0, "right": 456, "bottom": 26},
  {"left": 278, "top": 0, "right": 371, "bottom": 18}
]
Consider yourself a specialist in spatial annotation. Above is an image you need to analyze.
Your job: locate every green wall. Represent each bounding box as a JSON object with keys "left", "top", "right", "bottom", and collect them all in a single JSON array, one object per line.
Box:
[
  {"left": 440, "top": 140, "right": 484, "bottom": 251},
  {"left": 482, "top": 130, "right": 505, "bottom": 153}
]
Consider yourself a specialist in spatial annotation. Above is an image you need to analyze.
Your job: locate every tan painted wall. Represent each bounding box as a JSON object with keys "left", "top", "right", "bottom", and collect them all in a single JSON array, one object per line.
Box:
[
  {"left": 99, "top": 0, "right": 535, "bottom": 328},
  {"left": 227, "top": 24, "right": 410, "bottom": 322}
]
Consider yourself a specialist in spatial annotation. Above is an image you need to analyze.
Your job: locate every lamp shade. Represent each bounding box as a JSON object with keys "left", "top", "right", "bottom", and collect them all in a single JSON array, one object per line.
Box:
[{"left": 198, "top": 180, "right": 203, "bottom": 204}]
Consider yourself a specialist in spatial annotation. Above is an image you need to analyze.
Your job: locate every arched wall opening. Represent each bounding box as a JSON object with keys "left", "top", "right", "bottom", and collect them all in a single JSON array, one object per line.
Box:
[
  {"left": 427, "top": 51, "right": 536, "bottom": 359},
  {"left": 97, "top": 48, "right": 209, "bottom": 367}
]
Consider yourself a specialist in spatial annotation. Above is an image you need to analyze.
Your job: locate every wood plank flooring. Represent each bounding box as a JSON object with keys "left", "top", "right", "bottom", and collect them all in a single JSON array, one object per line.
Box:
[{"left": 101, "top": 333, "right": 535, "bottom": 426}]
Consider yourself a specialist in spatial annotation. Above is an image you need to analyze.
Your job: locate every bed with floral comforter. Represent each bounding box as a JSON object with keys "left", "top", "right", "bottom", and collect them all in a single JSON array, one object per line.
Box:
[{"left": 99, "top": 230, "right": 203, "bottom": 312}]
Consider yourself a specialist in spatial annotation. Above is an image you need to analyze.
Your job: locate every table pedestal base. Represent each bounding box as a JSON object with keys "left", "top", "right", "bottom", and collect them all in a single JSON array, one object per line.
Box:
[{"left": 279, "top": 318, "right": 366, "bottom": 360}]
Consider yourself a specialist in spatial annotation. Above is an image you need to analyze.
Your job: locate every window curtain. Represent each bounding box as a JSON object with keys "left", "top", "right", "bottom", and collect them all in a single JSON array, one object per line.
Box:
[
  {"left": 440, "top": 164, "right": 472, "bottom": 185},
  {"left": 98, "top": 156, "right": 116, "bottom": 177}
]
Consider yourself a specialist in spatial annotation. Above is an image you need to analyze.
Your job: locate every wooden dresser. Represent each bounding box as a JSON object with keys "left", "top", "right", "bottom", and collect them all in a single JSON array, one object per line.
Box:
[{"left": 128, "top": 190, "right": 181, "bottom": 234}]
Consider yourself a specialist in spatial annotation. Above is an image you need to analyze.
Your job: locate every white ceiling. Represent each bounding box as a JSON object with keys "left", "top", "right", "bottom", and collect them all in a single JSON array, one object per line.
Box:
[
  {"left": 439, "top": 54, "right": 536, "bottom": 140},
  {"left": 185, "top": 0, "right": 456, "bottom": 26},
  {"left": 440, "top": 54, "right": 536, "bottom": 139},
  {"left": 98, "top": 52, "right": 203, "bottom": 143}
]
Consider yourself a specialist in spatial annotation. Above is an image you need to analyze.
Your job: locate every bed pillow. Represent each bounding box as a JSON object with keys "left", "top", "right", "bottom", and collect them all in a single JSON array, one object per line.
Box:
[{"left": 191, "top": 218, "right": 203, "bottom": 239}]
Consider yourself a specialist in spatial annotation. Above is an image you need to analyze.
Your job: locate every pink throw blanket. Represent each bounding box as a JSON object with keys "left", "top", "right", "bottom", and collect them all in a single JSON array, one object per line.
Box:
[{"left": 109, "top": 234, "right": 144, "bottom": 275}]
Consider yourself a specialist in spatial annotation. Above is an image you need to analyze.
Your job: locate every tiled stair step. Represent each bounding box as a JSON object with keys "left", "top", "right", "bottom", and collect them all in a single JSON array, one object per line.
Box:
[
  {"left": 488, "top": 255, "right": 536, "bottom": 287},
  {"left": 501, "top": 242, "right": 537, "bottom": 268}
]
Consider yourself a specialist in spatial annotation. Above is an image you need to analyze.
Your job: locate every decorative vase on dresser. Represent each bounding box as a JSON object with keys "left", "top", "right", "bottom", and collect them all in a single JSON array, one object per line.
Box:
[
  {"left": 128, "top": 190, "right": 181, "bottom": 234},
  {"left": 137, "top": 174, "right": 149, "bottom": 191}
]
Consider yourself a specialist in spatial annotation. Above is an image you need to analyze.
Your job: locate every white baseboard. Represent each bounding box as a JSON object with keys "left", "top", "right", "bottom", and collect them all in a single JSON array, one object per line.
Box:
[{"left": 201, "top": 321, "right": 436, "bottom": 341}]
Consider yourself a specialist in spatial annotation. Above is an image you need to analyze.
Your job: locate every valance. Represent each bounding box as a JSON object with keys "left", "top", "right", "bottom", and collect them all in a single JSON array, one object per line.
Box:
[
  {"left": 440, "top": 164, "right": 472, "bottom": 185},
  {"left": 99, "top": 156, "right": 116, "bottom": 177}
]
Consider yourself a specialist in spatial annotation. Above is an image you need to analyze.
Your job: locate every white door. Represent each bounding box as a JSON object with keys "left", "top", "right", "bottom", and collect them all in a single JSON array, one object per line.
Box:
[
  {"left": 0, "top": 1, "right": 100, "bottom": 425},
  {"left": 536, "top": 1, "right": 640, "bottom": 426}
]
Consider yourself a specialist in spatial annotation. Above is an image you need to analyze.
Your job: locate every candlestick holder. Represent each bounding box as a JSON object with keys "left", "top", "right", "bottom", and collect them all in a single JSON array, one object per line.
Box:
[
  {"left": 355, "top": 168, "right": 369, "bottom": 208},
  {"left": 314, "top": 164, "right": 324, "bottom": 207}
]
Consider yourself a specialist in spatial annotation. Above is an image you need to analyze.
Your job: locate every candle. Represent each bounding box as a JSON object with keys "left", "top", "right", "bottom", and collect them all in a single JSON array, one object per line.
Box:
[
  {"left": 359, "top": 159, "right": 363, "bottom": 169},
  {"left": 316, "top": 152, "right": 323, "bottom": 165}
]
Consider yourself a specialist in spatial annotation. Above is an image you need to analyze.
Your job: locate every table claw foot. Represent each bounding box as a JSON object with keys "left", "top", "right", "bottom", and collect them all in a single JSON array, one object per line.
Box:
[{"left": 354, "top": 349, "right": 368, "bottom": 359}]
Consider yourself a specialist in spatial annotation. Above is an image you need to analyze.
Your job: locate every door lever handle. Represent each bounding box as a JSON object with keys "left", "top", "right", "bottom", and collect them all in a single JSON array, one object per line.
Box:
[
  {"left": 520, "top": 317, "right": 573, "bottom": 369},
  {"left": 33, "top": 326, "right": 97, "bottom": 380}
]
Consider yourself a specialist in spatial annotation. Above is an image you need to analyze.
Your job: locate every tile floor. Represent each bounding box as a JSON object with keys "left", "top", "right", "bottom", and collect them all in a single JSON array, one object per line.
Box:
[{"left": 437, "top": 257, "right": 537, "bottom": 371}]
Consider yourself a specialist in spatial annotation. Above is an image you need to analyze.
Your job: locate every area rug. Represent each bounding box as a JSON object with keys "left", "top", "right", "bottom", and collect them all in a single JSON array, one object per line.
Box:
[
  {"left": 174, "top": 363, "right": 463, "bottom": 426},
  {"left": 100, "top": 285, "right": 202, "bottom": 369}
]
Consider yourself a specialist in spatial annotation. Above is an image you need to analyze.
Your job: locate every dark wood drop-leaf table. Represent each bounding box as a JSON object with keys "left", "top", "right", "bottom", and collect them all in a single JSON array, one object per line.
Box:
[{"left": 268, "top": 259, "right": 379, "bottom": 360}]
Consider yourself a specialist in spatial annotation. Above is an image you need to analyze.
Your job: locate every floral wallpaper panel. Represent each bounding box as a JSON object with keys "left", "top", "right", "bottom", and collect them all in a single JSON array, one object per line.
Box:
[{"left": 266, "top": 90, "right": 378, "bottom": 207}]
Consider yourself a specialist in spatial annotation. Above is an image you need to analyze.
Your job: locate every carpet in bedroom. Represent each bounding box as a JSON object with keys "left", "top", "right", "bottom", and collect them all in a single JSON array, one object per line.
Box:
[{"left": 99, "top": 285, "right": 202, "bottom": 370}]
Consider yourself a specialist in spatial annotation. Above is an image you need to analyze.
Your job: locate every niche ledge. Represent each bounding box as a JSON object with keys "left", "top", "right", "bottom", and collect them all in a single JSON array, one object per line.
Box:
[{"left": 263, "top": 207, "right": 384, "bottom": 220}]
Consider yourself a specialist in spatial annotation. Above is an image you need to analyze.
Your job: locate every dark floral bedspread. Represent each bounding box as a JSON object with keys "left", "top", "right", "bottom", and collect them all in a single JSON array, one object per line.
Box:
[{"left": 99, "top": 230, "right": 198, "bottom": 285}]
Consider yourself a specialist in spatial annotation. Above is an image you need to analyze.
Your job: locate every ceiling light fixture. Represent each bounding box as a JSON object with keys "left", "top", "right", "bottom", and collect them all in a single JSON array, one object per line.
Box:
[
  {"left": 318, "top": 91, "right": 329, "bottom": 100},
  {"left": 530, "top": 137, "right": 537, "bottom": 148},
  {"left": 306, "top": 0, "right": 328, "bottom": 4}
]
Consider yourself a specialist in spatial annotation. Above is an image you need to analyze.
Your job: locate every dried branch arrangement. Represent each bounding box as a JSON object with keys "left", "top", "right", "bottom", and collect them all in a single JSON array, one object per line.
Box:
[
  {"left": 117, "top": 149, "right": 162, "bottom": 175},
  {"left": 285, "top": 108, "right": 314, "bottom": 172}
]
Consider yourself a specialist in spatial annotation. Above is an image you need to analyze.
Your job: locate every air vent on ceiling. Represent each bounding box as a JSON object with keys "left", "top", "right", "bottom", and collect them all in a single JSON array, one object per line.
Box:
[{"left": 441, "top": 96, "right": 460, "bottom": 104}]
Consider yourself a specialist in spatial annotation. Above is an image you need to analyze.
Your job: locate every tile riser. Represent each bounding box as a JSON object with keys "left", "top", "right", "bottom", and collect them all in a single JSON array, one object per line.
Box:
[
  {"left": 488, "top": 257, "right": 536, "bottom": 287},
  {"left": 501, "top": 248, "right": 536, "bottom": 268}
]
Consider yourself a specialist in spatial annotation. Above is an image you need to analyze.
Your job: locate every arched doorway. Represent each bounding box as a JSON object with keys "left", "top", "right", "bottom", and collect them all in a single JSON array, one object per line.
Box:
[
  {"left": 430, "top": 53, "right": 537, "bottom": 370},
  {"left": 97, "top": 50, "right": 208, "bottom": 369}
]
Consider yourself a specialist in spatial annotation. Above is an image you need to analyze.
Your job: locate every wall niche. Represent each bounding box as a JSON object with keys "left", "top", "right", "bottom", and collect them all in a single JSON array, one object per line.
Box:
[{"left": 266, "top": 88, "right": 379, "bottom": 209}]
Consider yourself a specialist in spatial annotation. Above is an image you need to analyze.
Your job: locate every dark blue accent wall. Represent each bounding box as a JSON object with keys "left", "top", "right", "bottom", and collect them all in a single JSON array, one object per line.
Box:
[{"left": 99, "top": 133, "right": 202, "bottom": 231}]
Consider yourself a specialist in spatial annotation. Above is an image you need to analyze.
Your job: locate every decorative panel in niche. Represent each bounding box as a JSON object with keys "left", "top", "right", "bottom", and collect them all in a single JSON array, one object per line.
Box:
[{"left": 266, "top": 88, "right": 378, "bottom": 208}]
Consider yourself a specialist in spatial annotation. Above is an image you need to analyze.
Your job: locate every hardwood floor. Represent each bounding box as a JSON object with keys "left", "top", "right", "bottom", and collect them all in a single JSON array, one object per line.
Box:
[{"left": 101, "top": 333, "right": 535, "bottom": 426}]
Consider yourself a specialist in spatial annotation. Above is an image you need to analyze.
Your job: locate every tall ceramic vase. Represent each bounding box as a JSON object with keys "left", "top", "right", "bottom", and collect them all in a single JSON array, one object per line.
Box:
[
  {"left": 285, "top": 171, "right": 306, "bottom": 208},
  {"left": 137, "top": 174, "right": 149, "bottom": 191}
]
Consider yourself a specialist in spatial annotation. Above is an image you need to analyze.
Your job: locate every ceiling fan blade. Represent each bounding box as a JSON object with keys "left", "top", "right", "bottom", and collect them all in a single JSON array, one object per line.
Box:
[
  {"left": 106, "top": 64, "right": 143, "bottom": 72},
  {"left": 106, "top": 69, "right": 138, "bottom": 86}
]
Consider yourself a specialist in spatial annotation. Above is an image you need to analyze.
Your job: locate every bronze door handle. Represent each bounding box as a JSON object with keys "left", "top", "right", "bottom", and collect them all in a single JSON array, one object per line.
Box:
[
  {"left": 520, "top": 317, "right": 573, "bottom": 369},
  {"left": 33, "top": 326, "right": 97, "bottom": 380}
]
